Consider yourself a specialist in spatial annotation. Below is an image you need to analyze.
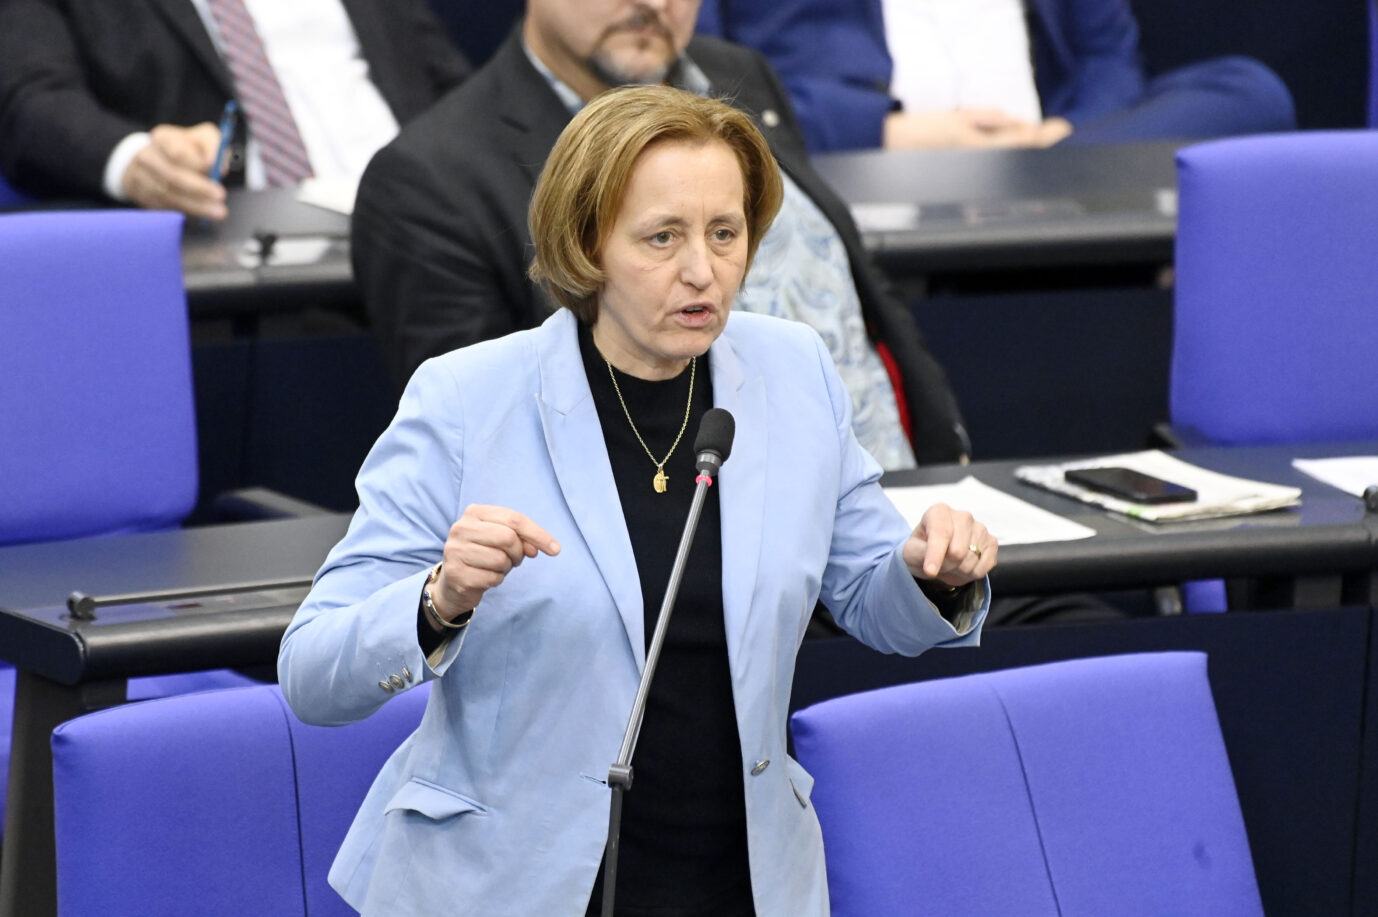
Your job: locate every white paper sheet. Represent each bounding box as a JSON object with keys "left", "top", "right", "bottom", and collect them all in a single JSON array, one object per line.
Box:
[
  {"left": 882, "top": 476, "right": 1096, "bottom": 545},
  {"left": 849, "top": 202, "right": 920, "bottom": 232},
  {"left": 295, "top": 176, "right": 359, "bottom": 215},
  {"left": 1292, "top": 456, "right": 1378, "bottom": 498}
]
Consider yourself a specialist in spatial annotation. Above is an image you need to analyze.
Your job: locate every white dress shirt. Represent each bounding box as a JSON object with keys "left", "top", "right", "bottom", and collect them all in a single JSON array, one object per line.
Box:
[
  {"left": 882, "top": 0, "right": 1043, "bottom": 122},
  {"left": 103, "top": 0, "right": 398, "bottom": 199}
]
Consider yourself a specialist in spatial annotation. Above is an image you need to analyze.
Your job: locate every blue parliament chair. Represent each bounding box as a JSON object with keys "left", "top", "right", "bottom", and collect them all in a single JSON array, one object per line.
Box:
[
  {"left": 0, "top": 210, "right": 261, "bottom": 845},
  {"left": 51, "top": 681, "right": 430, "bottom": 917},
  {"left": 791, "top": 652, "right": 1262, "bottom": 917},
  {"left": 1171, "top": 130, "right": 1378, "bottom": 446},
  {"left": 1169, "top": 131, "right": 1378, "bottom": 611},
  {"left": 0, "top": 210, "right": 199, "bottom": 545}
]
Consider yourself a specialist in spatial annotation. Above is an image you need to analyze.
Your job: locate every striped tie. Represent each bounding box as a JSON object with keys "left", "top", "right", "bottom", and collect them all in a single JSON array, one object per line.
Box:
[{"left": 206, "top": 0, "right": 314, "bottom": 186}]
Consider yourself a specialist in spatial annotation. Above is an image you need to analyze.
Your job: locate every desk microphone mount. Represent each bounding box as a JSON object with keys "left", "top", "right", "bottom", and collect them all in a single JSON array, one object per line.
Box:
[{"left": 252, "top": 230, "right": 278, "bottom": 264}]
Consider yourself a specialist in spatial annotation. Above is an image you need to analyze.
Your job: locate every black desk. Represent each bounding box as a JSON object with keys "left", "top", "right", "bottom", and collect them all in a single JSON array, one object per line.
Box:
[
  {"left": 4, "top": 442, "right": 1371, "bottom": 684},
  {"left": 812, "top": 140, "right": 1182, "bottom": 274},
  {"left": 0, "top": 514, "right": 348, "bottom": 917},
  {"left": 174, "top": 146, "right": 1184, "bottom": 320},
  {"left": 178, "top": 188, "right": 385, "bottom": 519},
  {"left": 3, "top": 442, "right": 1377, "bottom": 915},
  {"left": 181, "top": 188, "right": 354, "bottom": 320},
  {"left": 814, "top": 141, "right": 1186, "bottom": 461},
  {"left": 891, "top": 441, "right": 1378, "bottom": 609},
  {"left": 177, "top": 146, "right": 1184, "bottom": 316},
  {"left": 0, "top": 189, "right": 354, "bottom": 320},
  {"left": 0, "top": 513, "right": 350, "bottom": 683}
]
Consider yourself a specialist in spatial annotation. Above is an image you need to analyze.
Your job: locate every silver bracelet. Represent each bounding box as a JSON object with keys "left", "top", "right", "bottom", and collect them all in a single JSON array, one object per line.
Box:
[{"left": 422, "top": 563, "right": 473, "bottom": 631}]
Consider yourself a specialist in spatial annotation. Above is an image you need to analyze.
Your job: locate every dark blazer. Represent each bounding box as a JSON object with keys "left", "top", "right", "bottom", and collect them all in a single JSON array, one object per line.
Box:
[
  {"left": 352, "top": 28, "right": 967, "bottom": 464},
  {"left": 0, "top": 0, "right": 470, "bottom": 199}
]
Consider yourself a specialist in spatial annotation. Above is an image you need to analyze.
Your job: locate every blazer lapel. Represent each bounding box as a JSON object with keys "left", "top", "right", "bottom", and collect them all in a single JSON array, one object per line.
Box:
[
  {"left": 491, "top": 28, "right": 574, "bottom": 187},
  {"left": 534, "top": 311, "right": 647, "bottom": 670},
  {"left": 708, "top": 333, "right": 767, "bottom": 656},
  {"left": 149, "top": 0, "right": 235, "bottom": 98},
  {"left": 339, "top": 0, "right": 397, "bottom": 110}
]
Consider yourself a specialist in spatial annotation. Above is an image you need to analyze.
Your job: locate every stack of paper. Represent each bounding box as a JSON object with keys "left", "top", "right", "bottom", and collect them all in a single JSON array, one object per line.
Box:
[{"left": 1015, "top": 450, "right": 1301, "bottom": 522}]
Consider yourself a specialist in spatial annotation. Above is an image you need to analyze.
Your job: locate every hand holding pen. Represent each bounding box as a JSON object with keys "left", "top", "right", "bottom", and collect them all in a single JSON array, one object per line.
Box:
[{"left": 118, "top": 100, "right": 235, "bottom": 220}]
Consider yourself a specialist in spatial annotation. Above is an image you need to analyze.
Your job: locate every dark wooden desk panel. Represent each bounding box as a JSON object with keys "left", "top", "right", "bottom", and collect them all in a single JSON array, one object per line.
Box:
[
  {"left": 811, "top": 142, "right": 1186, "bottom": 461},
  {"left": 813, "top": 141, "right": 1182, "bottom": 274},
  {"left": 0, "top": 514, "right": 347, "bottom": 614},
  {"left": 181, "top": 188, "right": 354, "bottom": 319}
]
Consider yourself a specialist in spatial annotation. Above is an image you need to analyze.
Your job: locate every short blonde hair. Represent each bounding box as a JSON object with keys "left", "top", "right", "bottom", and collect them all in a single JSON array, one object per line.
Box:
[{"left": 528, "top": 84, "right": 784, "bottom": 322}]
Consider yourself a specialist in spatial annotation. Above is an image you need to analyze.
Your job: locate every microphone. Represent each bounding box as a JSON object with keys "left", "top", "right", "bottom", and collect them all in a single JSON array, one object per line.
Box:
[
  {"left": 694, "top": 407, "right": 735, "bottom": 477},
  {"left": 600, "top": 409, "right": 735, "bottom": 917}
]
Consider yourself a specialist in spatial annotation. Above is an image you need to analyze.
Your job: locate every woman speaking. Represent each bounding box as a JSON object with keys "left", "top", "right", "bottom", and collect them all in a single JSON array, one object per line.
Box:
[{"left": 279, "top": 84, "right": 996, "bottom": 917}]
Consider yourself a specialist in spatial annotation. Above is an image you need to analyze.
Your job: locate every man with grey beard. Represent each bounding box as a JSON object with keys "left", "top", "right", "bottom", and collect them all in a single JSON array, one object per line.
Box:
[{"left": 351, "top": 0, "right": 970, "bottom": 468}]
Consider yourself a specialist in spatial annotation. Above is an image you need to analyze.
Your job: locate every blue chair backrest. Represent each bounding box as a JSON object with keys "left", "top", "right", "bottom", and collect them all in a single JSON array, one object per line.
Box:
[
  {"left": 791, "top": 652, "right": 1262, "bottom": 916},
  {"left": 51, "top": 682, "right": 430, "bottom": 917},
  {"left": 0, "top": 210, "right": 198, "bottom": 544},
  {"left": 1171, "top": 131, "right": 1378, "bottom": 445}
]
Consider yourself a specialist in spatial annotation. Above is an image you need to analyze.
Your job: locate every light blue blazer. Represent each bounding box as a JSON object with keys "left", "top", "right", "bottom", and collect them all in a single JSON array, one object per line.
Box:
[{"left": 278, "top": 309, "right": 988, "bottom": 916}]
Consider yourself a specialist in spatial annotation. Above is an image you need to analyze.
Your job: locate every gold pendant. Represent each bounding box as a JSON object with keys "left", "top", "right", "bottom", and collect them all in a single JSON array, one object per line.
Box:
[{"left": 653, "top": 468, "right": 668, "bottom": 493}]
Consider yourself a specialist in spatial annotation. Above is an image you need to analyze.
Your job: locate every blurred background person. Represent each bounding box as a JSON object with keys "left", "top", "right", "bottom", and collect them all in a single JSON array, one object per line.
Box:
[
  {"left": 351, "top": 0, "right": 969, "bottom": 472},
  {"left": 696, "top": 0, "right": 1296, "bottom": 152},
  {"left": 0, "top": 0, "right": 469, "bottom": 219},
  {"left": 279, "top": 85, "right": 993, "bottom": 916}
]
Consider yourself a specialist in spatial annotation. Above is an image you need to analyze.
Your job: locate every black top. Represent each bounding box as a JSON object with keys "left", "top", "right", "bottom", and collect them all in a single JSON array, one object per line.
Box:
[{"left": 577, "top": 322, "right": 755, "bottom": 916}]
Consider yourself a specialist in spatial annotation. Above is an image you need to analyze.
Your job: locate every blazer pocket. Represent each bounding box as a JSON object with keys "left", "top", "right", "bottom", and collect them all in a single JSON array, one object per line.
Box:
[
  {"left": 785, "top": 756, "right": 815, "bottom": 809},
  {"left": 383, "top": 777, "right": 489, "bottom": 821}
]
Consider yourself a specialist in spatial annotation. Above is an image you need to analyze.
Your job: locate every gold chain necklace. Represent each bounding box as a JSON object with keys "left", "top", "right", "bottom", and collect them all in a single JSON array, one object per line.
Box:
[{"left": 604, "top": 356, "right": 695, "bottom": 493}]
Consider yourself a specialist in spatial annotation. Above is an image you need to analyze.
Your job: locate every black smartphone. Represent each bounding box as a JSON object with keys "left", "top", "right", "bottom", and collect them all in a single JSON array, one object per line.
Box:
[{"left": 1063, "top": 466, "right": 1198, "bottom": 504}]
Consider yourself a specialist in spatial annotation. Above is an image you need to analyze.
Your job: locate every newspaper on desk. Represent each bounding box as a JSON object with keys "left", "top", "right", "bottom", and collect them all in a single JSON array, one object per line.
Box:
[{"left": 1015, "top": 449, "right": 1302, "bottom": 522}]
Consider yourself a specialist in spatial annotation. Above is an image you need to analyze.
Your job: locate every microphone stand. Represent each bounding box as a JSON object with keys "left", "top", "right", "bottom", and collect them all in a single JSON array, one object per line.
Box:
[{"left": 600, "top": 451, "right": 724, "bottom": 917}]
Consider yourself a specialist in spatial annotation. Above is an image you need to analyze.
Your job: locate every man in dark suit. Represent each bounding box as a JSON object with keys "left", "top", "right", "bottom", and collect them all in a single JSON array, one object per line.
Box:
[
  {"left": 352, "top": 0, "right": 968, "bottom": 466},
  {"left": 0, "top": 0, "right": 469, "bottom": 219}
]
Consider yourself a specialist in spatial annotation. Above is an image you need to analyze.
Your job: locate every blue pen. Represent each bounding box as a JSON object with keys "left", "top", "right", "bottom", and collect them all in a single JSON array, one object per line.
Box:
[{"left": 209, "top": 100, "right": 238, "bottom": 181}]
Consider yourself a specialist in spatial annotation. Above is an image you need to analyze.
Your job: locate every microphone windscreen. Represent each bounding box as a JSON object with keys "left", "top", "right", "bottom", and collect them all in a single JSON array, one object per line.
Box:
[{"left": 694, "top": 408, "right": 735, "bottom": 463}]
